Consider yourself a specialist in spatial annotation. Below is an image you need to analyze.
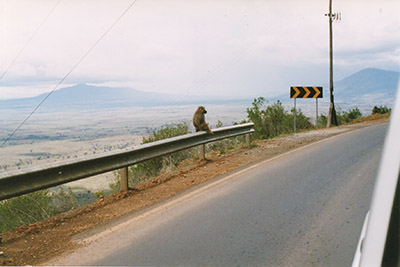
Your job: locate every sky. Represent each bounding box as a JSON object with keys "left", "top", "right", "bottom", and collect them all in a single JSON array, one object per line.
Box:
[{"left": 0, "top": 0, "right": 399, "bottom": 100}]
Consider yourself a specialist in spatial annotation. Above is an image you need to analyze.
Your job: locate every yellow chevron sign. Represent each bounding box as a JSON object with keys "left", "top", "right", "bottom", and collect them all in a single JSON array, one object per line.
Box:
[{"left": 290, "top": 86, "right": 323, "bottom": 98}]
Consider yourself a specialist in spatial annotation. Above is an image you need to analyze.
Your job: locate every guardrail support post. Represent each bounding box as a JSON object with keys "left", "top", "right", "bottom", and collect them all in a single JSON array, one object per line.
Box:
[
  {"left": 199, "top": 144, "right": 205, "bottom": 160},
  {"left": 120, "top": 166, "right": 129, "bottom": 191},
  {"left": 245, "top": 133, "right": 251, "bottom": 147}
]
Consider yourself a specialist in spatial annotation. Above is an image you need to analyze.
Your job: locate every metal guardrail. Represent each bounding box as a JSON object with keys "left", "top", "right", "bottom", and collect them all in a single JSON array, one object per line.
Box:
[{"left": 0, "top": 123, "right": 254, "bottom": 201}]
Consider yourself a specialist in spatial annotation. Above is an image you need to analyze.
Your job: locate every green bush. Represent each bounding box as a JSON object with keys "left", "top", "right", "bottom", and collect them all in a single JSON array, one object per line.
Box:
[
  {"left": 372, "top": 105, "right": 391, "bottom": 115},
  {"left": 290, "top": 107, "right": 314, "bottom": 130},
  {"left": 265, "top": 101, "right": 292, "bottom": 137},
  {"left": 0, "top": 189, "right": 77, "bottom": 233},
  {"left": 246, "top": 97, "right": 269, "bottom": 139},
  {"left": 206, "top": 121, "right": 246, "bottom": 154},
  {"left": 346, "top": 108, "right": 362, "bottom": 120},
  {"left": 122, "top": 123, "right": 194, "bottom": 187},
  {"left": 246, "top": 97, "right": 312, "bottom": 139},
  {"left": 335, "top": 107, "right": 363, "bottom": 124},
  {"left": 51, "top": 187, "right": 77, "bottom": 213},
  {"left": 0, "top": 191, "right": 53, "bottom": 232},
  {"left": 317, "top": 114, "right": 328, "bottom": 128}
]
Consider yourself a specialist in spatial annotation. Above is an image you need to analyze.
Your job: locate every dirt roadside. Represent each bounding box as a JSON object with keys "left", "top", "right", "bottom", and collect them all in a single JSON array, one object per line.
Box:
[{"left": 0, "top": 119, "right": 388, "bottom": 266}]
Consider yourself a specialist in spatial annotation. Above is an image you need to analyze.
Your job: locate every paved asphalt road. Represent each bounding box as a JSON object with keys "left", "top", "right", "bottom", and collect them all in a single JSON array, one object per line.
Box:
[{"left": 52, "top": 123, "right": 387, "bottom": 266}]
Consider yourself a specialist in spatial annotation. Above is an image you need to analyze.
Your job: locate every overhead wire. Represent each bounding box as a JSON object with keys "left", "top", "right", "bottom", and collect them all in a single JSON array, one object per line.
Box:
[
  {"left": 2, "top": 2, "right": 298, "bottom": 145},
  {"left": 0, "top": 0, "right": 62, "bottom": 81},
  {"left": 1, "top": 0, "right": 139, "bottom": 148}
]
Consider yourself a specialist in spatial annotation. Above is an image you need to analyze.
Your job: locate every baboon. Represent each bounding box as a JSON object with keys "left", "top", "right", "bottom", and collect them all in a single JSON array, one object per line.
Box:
[{"left": 193, "top": 106, "right": 213, "bottom": 134}]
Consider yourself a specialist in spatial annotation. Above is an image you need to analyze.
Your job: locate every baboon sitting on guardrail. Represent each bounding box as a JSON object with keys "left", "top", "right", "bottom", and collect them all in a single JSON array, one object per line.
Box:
[{"left": 193, "top": 106, "right": 213, "bottom": 134}]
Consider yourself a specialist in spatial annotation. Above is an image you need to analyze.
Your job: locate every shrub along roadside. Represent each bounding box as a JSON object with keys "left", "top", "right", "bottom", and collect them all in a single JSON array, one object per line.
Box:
[
  {"left": 372, "top": 105, "right": 391, "bottom": 115},
  {"left": 111, "top": 123, "right": 195, "bottom": 191},
  {"left": 110, "top": 122, "right": 248, "bottom": 192},
  {"left": 246, "top": 97, "right": 312, "bottom": 139},
  {"left": 0, "top": 188, "right": 76, "bottom": 233}
]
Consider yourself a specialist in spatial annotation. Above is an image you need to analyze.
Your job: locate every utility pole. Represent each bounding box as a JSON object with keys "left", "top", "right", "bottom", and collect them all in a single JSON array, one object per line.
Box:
[{"left": 325, "top": 0, "right": 339, "bottom": 127}]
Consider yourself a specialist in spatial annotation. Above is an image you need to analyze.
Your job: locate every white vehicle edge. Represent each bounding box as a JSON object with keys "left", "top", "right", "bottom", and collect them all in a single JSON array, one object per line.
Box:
[{"left": 352, "top": 82, "right": 400, "bottom": 267}]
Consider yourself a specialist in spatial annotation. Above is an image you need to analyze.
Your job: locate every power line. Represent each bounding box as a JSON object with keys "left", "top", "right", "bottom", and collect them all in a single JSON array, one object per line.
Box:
[
  {"left": 1, "top": 0, "right": 139, "bottom": 148},
  {"left": 0, "top": 0, "right": 62, "bottom": 80}
]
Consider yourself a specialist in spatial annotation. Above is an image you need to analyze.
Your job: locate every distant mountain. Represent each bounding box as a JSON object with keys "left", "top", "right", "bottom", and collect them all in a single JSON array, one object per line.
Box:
[
  {"left": 0, "top": 84, "right": 175, "bottom": 110},
  {"left": 0, "top": 84, "right": 248, "bottom": 110},
  {"left": 332, "top": 68, "right": 399, "bottom": 114},
  {"left": 335, "top": 68, "right": 399, "bottom": 99}
]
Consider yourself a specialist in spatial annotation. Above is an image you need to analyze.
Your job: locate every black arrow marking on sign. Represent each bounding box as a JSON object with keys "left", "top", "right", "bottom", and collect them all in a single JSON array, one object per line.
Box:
[{"left": 290, "top": 86, "right": 323, "bottom": 98}]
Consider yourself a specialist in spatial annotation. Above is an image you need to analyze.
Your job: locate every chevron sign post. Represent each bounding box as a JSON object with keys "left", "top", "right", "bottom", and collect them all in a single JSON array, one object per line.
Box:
[
  {"left": 290, "top": 86, "right": 323, "bottom": 132},
  {"left": 290, "top": 86, "right": 323, "bottom": 98}
]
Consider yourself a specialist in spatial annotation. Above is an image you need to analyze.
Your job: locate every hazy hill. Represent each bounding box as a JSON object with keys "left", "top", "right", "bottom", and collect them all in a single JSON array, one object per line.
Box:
[
  {"left": 1, "top": 68, "right": 398, "bottom": 112},
  {"left": 331, "top": 68, "right": 399, "bottom": 114},
  {"left": 335, "top": 68, "right": 399, "bottom": 99},
  {"left": 0, "top": 84, "right": 248, "bottom": 111},
  {"left": 0, "top": 84, "right": 178, "bottom": 110}
]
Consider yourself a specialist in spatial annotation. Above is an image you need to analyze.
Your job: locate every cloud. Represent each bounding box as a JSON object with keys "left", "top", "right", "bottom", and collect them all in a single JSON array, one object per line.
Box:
[
  {"left": 333, "top": 0, "right": 400, "bottom": 65},
  {"left": 0, "top": 0, "right": 398, "bottom": 100}
]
